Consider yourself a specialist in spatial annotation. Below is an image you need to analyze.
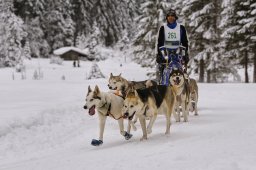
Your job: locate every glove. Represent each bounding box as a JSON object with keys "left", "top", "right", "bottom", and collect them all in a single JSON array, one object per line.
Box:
[
  {"left": 156, "top": 54, "right": 166, "bottom": 63},
  {"left": 160, "top": 48, "right": 168, "bottom": 61}
]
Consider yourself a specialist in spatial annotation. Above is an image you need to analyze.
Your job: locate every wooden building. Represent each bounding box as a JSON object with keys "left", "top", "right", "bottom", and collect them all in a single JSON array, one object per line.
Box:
[{"left": 53, "top": 47, "right": 93, "bottom": 61}]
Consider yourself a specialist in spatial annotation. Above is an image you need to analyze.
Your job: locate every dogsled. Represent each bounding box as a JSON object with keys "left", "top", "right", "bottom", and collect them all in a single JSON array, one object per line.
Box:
[{"left": 158, "top": 46, "right": 187, "bottom": 86}]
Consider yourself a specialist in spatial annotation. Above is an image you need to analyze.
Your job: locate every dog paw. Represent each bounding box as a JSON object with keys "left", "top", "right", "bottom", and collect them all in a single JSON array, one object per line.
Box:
[
  {"left": 165, "top": 131, "right": 170, "bottom": 135},
  {"left": 147, "top": 128, "right": 152, "bottom": 134},
  {"left": 140, "top": 136, "right": 147, "bottom": 141},
  {"left": 124, "top": 131, "right": 133, "bottom": 140},
  {"left": 175, "top": 119, "right": 181, "bottom": 122},
  {"left": 91, "top": 139, "right": 103, "bottom": 146}
]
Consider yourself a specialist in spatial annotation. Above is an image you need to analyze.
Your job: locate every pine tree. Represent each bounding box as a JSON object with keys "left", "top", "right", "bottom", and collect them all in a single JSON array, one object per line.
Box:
[
  {"left": 75, "top": 33, "right": 88, "bottom": 49},
  {"left": 0, "top": 0, "right": 26, "bottom": 67},
  {"left": 133, "top": 0, "right": 170, "bottom": 72},
  {"left": 219, "top": 0, "right": 242, "bottom": 82},
  {"left": 23, "top": 41, "right": 31, "bottom": 59},
  {"left": 26, "top": 17, "right": 50, "bottom": 58},
  {"left": 204, "top": 0, "right": 223, "bottom": 83},
  {"left": 14, "top": 0, "right": 50, "bottom": 58},
  {"left": 180, "top": 0, "right": 205, "bottom": 82},
  {"left": 70, "top": 0, "right": 93, "bottom": 46},
  {"left": 87, "top": 62, "right": 105, "bottom": 79},
  {"left": 84, "top": 21, "right": 103, "bottom": 59},
  {"left": 220, "top": 0, "right": 255, "bottom": 83},
  {"left": 181, "top": 0, "right": 224, "bottom": 83},
  {"left": 235, "top": 0, "right": 251, "bottom": 83},
  {"left": 42, "top": 0, "right": 75, "bottom": 52},
  {"left": 238, "top": 0, "right": 256, "bottom": 83},
  {"left": 251, "top": 1, "right": 256, "bottom": 82},
  {"left": 91, "top": 0, "right": 136, "bottom": 46}
]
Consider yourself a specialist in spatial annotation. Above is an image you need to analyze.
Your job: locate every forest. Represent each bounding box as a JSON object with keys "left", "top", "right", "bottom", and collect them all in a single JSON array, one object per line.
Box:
[{"left": 0, "top": 0, "right": 255, "bottom": 83}]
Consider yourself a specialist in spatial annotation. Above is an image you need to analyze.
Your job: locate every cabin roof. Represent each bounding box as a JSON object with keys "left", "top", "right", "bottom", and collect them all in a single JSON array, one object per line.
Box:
[{"left": 53, "top": 47, "right": 89, "bottom": 56}]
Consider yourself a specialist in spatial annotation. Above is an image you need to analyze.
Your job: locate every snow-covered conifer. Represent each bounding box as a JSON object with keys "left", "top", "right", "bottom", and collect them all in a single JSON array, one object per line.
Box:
[
  {"left": 133, "top": 0, "right": 170, "bottom": 72},
  {"left": 87, "top": 63, "right": 105, "bottom": 79},
  {"left": 0, "top": 0, "right": 26, "bottom": 67}
]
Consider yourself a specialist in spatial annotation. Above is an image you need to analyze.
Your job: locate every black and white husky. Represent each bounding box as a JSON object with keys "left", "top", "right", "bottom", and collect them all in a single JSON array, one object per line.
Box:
[
  {"left": 122, "top": 85, "right": 176, "bottom": 141},
  {"left": 83, "top": 85, "right": 132, "bottom": 146},
  {"left": 108, "top": 73, "right": 157, "bottom": 127}
]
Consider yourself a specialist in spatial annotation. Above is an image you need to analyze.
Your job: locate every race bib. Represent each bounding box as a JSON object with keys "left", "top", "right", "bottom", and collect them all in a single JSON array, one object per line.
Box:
[{"left": 164, "top": 23, "right": 181, "bottom": 49}]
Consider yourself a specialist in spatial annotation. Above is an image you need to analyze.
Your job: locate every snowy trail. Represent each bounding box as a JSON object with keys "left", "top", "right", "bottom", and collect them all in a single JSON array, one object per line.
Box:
[
  {"left": 0, "top": 84, "right": 256, "bottom": 170},
  {"left": 1, "top": 59, "right": 256, "bottom": 170}
]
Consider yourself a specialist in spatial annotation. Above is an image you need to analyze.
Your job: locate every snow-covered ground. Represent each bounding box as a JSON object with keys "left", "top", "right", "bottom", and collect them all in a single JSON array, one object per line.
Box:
[{"left": 0, "top": 56, "right": 256, "bottom": 170}]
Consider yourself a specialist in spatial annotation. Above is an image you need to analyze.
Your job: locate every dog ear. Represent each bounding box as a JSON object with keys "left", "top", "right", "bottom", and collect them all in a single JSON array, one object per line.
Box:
[
  {"left": 94, "top": 85, "right": 100, "bottom": 95},
  {"left": 126, "top": 89, "right": 134, "bottom": 98},
  {"left": 110, "top": 73, "right": 113, "bottom": 77},
  {"left": 118, "top": 73, "right": 122, "bottom": 76},
  {"left": 87, "top": 86, "right": 92, "bottom": 96},
  {"left": 131, "top": 85, "right": 135, "bottom": 92}
]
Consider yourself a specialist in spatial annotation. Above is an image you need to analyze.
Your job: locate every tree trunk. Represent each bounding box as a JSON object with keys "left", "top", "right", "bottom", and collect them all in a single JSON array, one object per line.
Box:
[
  {"left": 73, "top": 29, "right": 78, "bottom": 46},
  {"left": 199, "top": 59, "right": 204, "bottom": 82},
  {"left": 207, "top": 70, "right": 211, "bottom": 83},
  {"left": 212, "top": 69, "right": 217, "bottom": 83},
  {"left": 253, "top": 46, "right": 256, "bottom": 83},
  {"left": 244, "top": 50, "right": 249, "bottom": 83}
]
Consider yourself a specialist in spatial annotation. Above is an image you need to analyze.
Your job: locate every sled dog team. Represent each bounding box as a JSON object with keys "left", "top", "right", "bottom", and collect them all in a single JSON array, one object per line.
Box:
[{"left": 84, "top": 72, "right": 199, "bottom": 146}]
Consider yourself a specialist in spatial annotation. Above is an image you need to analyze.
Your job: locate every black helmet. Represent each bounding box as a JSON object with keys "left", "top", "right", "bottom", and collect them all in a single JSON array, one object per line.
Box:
[{"left": 166, "top": 9, "right": 178, "bottom": 20}]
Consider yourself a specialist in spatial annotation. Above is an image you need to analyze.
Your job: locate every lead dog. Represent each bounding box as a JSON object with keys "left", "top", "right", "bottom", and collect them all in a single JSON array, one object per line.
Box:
[
  {"left": 83, "top": 85, "right": 132, "bottom": 146},
  {"left": 188, "top": 78, "right": 199, "bottom": 116},
  {"left": 122, "top": 85, "right": 176, "bottom": 141},
  {"left": 169, "top": 68, "right": 190, "bottom": 122}
]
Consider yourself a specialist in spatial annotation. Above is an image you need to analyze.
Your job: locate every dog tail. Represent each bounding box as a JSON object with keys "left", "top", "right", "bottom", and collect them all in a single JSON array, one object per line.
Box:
[{"left": 145, "top": 80, "right": 158, "bottom": 88}]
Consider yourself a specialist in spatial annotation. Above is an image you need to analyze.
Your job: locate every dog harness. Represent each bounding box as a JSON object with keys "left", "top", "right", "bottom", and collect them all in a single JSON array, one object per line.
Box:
[
  {"left": 99, "top": 102, "right": 124, "bottom": 120},
  {"left": 114, "top": 90, "right": 125, "bottom": 99},
  {"left": 160, "top": 61, "right": 183, "bottom": 86}
]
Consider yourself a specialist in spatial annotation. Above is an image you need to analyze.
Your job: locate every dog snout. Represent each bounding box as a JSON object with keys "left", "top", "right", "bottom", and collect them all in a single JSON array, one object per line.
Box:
[
  {"left": 176, "top": 77, "right": 180, "bottom": 81},
  {"left": 124, "top": 112, "right": 129, "bottom": 117},
  {"left": 108, "top": 84, "right": 112, "bottom": 89},
  {"left": 84, "top": 105, "right": 87, "bottom": 109}
]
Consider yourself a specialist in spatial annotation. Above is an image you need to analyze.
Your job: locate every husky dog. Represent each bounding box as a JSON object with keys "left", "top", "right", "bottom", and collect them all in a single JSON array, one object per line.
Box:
[
  {"left": 83, "top": 85, "right": 132, "bottom": 146},
  {"left": 122, "top": 85, "right": 176, "bottom": 141},
  {"left": 108, "top": 73, "right": 157, "bottom": 125},
  {"left": 169, "top": 68, "right": 190, "bottom": 122},
  {"left": 108, "top": 73, "right": 157, "bottom": 98},
  {"left": 188, "top": 78, "right": 199, "bottom": 116}
]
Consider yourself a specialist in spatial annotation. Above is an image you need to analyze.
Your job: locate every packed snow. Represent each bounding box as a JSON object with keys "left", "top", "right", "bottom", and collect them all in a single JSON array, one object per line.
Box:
[{"left": 0, "top": 56, "right": 256, "bottom": 170}]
